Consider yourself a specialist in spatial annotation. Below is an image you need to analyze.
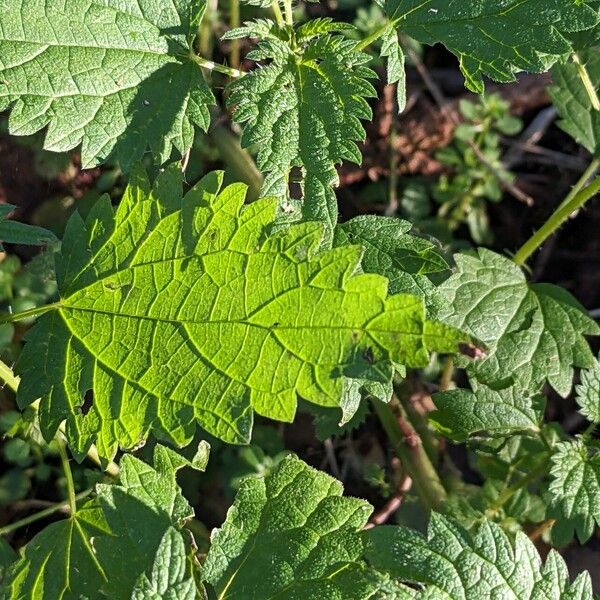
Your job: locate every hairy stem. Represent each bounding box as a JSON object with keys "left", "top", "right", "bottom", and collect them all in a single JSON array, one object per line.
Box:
[
  {"left": 513, "top": 174, "right": 600, "bottom": 266},
  {"left": 372, "top": 399, "right": 447, "bottom": 511},
  {"left": 271, "top": 0, "right": 285, "bottom": 28},
  {"left": 0, "top": 359, "right": 19, "bottom": 393},
  {"left": 355, "top": 22, "right": 391, "bottom": 52},
  {"left": 0, "top": 489, "right": 93, "bottom": 536},
  {"left": 573, "top": 53, "right": 600, "bottom": 112},
  {"left": 190, "top": 54, "right": 243, "bottom": 78},
  {"left": 57, "top": 440, "right": 77, "bottom": 516},
  {"left": 283, "top": 0, "right": 293, "bottom": 27},
  {"left": 0, "top": 303, "right": 60, "bottom": 324}
]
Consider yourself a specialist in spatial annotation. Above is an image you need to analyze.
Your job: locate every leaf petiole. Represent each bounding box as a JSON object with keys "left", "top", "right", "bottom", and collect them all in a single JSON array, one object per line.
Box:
[{"left": 0, "top": 303, "right": 60, "bottom": 324}]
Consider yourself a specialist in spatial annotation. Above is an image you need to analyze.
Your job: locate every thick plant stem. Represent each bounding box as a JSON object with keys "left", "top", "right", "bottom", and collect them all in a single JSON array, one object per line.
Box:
[
  {"left": 229, "top": 0, "right": 240, "bottom": 70},
  {"left": 57, "top": 440, "right": 77, "bottom": 516},
  {"left": 513, "top": 175, "right": 600, "bottom": 266},
  {"left": 0, "top": 489, "right": 93, "bottom": 536},
  {"left": 355, "top": 22, "right": 391, "bottom": 52},
  {"left": 271, "top": 0, "right": 285, "bottom": 27},
  {"left": 372, "top": 399, "right": 447, "bottom": 511},
  {"left": 283, "top": 0, "right": 293, "bottom": 27}
]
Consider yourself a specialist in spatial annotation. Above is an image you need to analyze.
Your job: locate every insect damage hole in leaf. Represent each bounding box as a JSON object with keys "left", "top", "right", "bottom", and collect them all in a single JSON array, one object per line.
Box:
[{"left": 14, "top": 165, "right": 466, "bottom": 461}]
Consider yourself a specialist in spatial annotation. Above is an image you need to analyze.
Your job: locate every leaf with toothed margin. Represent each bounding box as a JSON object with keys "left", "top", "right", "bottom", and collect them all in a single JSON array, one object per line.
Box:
[
  {"left": 438, "top": 249, "right": 599, "bottom": 397},
  {"left": 363, "top": 512, "right": 594, "bottom": 599},
  {"left": 224, "top": 21, "right": 377, "bottom": 238},
  {"left": 0, "top": 0, "right": 214, "bottom": 170},
  {"left": 202, "top": 454, "right": 414, "bottom": 599},
  {"left": 0, "top": 443, "right": 208, "bottom": 600},
  {"left": 549, "top": 47, "right": 600, "bottom": 157},
  {"left": 575, "top": 354, "right": 600, "bottom": 423},
  {"left": 14, "top": 164, "right": 466, "bottom": 461},
  {"left": 548, "top": 440, "right": 600, "bottom": 545},
  {"left": 385, "top": 0, "right": 600, "bottom": 94},
  {"left": 431, "top": 379, "right": 544, "bottom": 442},
  {"left": 380, "top": 25, "right": 406, "bottom": 112}
]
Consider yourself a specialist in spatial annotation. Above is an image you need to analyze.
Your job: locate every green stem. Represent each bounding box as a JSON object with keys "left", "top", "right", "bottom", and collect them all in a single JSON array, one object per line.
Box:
[
  {"left": 271, "top": 0, "right": 285, "bottom": 28},
  {"left": 0, "top": 303, "right": 60, "bottom": 324},
  {"left": 0, "top": 358, "right": 19, "bottom": 393},
  {"left": 513, "top": 175, "right": 600, "bottom": 266},
  {"left": 487, "top": 458, "right": 550, "bottom": 515},
  {"left": 229, "top": 0, "right": 240, "bottom": 70},
  {"left": 0, "top": 489, "right": 93, "bottom": 536},
  {"left": 190, "top": 54, "right": 243, "bottom": 79},
  {"left": 283, "top": 0, "right": 293, "bottom": 27},
  {"left": 573, "top": 53, "right": 600, "bottom": 112},
  {"left": 57, "top": 441, "right": 77, "bottom": 516},
  {"left": 354, "top": 22, "right": 391, "bottom": 52},
  {"left": 372, "top": 399, "right": 447, "bottom": 511}
]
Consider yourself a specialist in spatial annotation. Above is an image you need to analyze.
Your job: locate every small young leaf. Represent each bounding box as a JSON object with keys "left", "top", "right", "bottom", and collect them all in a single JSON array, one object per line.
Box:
[
  {"left": 202, "top": 454, "right": 411, "bottom": 599},
  {"left": 387, "top": 0, "right": 600, "bottom": 93},
  {"left": 549, "top": 440, "right": 600, "bottom": 544},
  {"left": 380, "top": 26, "right": 406, "bottom": 112},
  {"left": 363, "top": 512, "right": 594, "bottom": 598},
  {"left": 333, "top": 215, "right": 448, "bottom": 318},
  {"left": 131, "top": 527, "right": 196, "bottom": 600},
  {"left": 432, "top": 380, "right": 543, "bottom": 442},
  {"left": 1, "top": 444, "right": 207, "bottom": 599},
  {"left": 15, "top": 166, "right": 465, "bottom": 460},
  {"left": 576, "top": 354, "right": 600, "bottom": 423},
  {"left": 0, "top": 204, "right": 56, "bottom": 251},
  {"left": 439, "top": 249, "right": 599, "bottom": 396},
  {"left": 226, "top": 24, "right": 376, "bottom": 235},
  {"left": 550, "top": 48, "right": 600, "bottom": 156},
  {"left": 0, "top": 0, "right": 214, "bottom": 169}
]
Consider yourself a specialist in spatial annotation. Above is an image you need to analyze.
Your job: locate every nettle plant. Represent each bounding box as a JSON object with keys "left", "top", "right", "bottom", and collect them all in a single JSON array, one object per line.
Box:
[{"left": 0, "top": 0, "right": 600, "bottom": 598}]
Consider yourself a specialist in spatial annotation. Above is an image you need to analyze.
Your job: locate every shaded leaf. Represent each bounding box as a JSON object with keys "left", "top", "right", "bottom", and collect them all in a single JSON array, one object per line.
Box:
[
  {"left": 202, "top": 454, "right": 411, "bottom": 599},
  {"left": 550, "top": 48, "right": 600, "bottom": 156},
  {"left": 0, "top": 0, "right": 214, "bottom": 169},
  {"left": 432, "top": 380, "right": 543, "bottom": 441},
  {"left": 387, "top": 0, "right": 599, "bottom": 93},
  {"left": 0, "top": 204, "right": 56, "bottom": 251},
  {"left": 576, "top": 354, "right": 600, "bottom": 423},
  {"left": 438, "top": 249, "right": 599, "bottom": 396},
  {"left": 364, "top": 512, "right": 594, "bottom": 599},
  {"left": 549, "top": 440, "right": 600, "bottom": 544}
]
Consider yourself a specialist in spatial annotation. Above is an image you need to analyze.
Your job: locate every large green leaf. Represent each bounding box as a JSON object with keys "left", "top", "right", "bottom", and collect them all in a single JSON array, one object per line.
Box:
[
  {"left": 15, "top": 166, "right": 465, "bottom": 460},
  {"left": 387, "top": 0, "right": 600, "bottom": 93},
  {"left": 549, "top": 440, "right": 600, "bottom": 544},
  {"left": 1, "top": 443, "right": 208, "bottom": 600},
  {"left": 550, "top": 48, "right": 600, "bottom": 156},
  {"left": 0, "top": 0, "right": 214, "bottom": 169},
  {"left": 225, "top": 21, "right": 376, "bottom": 235},
  {"left": 438, "top": 249, "right": 599, "bottom": 396},
  {"left": 202, "top": 454, "right": 411, "bottom": 599},
  {"left": 364, "top": 512, "right": 594, "bottom": 599}
]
